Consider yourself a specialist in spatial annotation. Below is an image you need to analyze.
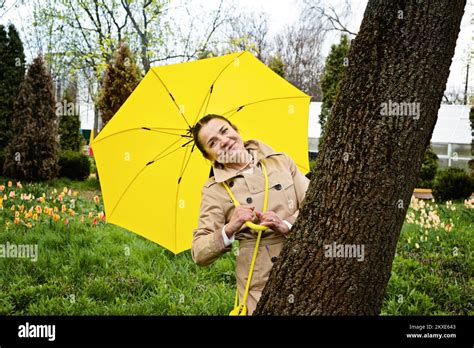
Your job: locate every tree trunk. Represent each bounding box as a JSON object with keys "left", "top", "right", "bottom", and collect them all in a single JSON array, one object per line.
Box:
[{"left": 254, "top": 0, "right": 466, "bottom": 315}]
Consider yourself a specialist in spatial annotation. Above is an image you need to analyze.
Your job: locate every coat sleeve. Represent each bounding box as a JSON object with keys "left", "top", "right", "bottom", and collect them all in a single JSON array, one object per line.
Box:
[
  {"left": 191, "top": 185, "right": 232, "bottom": 266},
  {"left": 282, "top": 153, "right": 310, "bottom": 228}
]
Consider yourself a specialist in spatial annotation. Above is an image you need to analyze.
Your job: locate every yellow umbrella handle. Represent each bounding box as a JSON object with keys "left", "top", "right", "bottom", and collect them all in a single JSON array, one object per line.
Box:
[
  {"left": 222, "top": 161, "right": 269, "bottom": 316},
  {"left": 244, "top": 221, "right": 268, "bottom": 231}
]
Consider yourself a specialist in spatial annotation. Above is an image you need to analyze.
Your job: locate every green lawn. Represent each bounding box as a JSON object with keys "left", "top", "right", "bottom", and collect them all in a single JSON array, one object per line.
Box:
[{"left": 0, "top": 177, "right": 472, "bottom": 315}]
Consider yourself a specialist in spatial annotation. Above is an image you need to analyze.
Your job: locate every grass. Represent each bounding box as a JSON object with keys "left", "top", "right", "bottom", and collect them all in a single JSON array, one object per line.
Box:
[
  {"left": 0, "top": 177, "right": 472, "bottom": 315},
  {"left": 381, "top": 198, "right": 473, "bottom": 315}
]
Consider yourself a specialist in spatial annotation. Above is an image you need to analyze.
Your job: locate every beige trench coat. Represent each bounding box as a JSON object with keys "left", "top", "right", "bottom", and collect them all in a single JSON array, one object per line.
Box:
[{"left": 191, "top": 139, "right": 310, "bottom": 315}]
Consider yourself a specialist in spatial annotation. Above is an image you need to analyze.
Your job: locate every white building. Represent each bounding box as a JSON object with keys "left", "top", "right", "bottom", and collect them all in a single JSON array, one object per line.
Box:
[{"left": 308, "top": 102, "right": 472, "bottom": 169}]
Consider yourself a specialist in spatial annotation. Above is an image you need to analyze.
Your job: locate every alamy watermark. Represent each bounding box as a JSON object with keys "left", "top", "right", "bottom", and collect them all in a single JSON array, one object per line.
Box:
[
  {"left": 380, "top": 100, "right": 420, "bottom": 120},
  {"left": 18, "top": 322, "right": 55, "bottom": 341},
  {"left": 324, "top": 242, "right": 365, "bottom": 262},
  {"left": 0, "top": 242, "right": 38, "bottom": 262},
  {"left": 216, "top": 148, "right": 258, "bottom": 165}
]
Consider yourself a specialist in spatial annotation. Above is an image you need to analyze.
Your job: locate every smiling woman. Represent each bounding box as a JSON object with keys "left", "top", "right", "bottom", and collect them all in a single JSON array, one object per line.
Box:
[{"left": 190, "top": 114, "right": 310, "bottom": 315}]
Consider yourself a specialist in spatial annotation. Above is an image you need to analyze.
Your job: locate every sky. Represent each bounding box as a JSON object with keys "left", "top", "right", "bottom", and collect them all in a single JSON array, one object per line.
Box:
[
  {"left": 228, "top": 0, "right": 473, "bottom": 94},
  {"left": 1, "top": 0, "right": 473, "bottom": 101}
]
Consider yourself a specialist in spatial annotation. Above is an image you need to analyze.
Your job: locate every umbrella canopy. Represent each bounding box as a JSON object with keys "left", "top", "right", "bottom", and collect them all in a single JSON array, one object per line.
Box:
[{"left": 91, "top": 51, "right": 310, "bottom": 254}]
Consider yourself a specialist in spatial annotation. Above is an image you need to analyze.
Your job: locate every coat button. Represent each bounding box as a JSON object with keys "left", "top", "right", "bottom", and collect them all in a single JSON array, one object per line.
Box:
[
  {"left": 229, "top": 181, "right": 234, "bottom": 187},
  {"left": 275, "top": 184, "right": 282, "bottom": 190},
  {"left": 271, "top": 256, "right": 278, "bottom": 263},
  {"left": 246, "top": 197, "right": 253, "bottom": 204}
]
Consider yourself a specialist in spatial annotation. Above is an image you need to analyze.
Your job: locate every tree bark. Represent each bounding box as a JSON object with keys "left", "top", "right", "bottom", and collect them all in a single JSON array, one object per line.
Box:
[{"left": 254, "top": 0, "right": 466, "bottom": 315}]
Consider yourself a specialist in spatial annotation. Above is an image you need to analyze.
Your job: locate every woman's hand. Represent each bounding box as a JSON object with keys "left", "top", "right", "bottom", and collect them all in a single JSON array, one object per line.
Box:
[
  {"left": 255, "top": 211, "right": 290, "bottom": 235},
  {"left": 225, "top": 205, "right": 258, "bottom": 238}
]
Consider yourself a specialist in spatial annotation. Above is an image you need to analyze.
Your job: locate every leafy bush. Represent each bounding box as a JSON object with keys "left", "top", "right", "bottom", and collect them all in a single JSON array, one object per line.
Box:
[
  {"left": 417, "top": 145, "right": 438, "bottom": 188},
  {"left": 432, "top": 167, "right": 474, "bottom": 202},
  {"left": 58, "top": 151, "right": 91, "bottom": 181}
]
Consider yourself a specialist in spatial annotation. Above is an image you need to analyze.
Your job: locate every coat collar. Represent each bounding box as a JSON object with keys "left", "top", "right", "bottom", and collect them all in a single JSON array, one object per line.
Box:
[{"left": 212, "top": 139, "right": 281, "bottom": 183}]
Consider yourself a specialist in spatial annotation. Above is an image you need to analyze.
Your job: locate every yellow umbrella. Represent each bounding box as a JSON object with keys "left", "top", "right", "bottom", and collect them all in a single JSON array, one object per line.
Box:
[{"left": 91, "top": 51, "right": 310, "bottom": 254}]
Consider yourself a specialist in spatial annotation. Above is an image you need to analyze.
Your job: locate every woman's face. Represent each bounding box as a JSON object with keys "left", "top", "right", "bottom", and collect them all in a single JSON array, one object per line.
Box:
[{"left": 198, "top": 118, "right": 246, "bottom": 164}]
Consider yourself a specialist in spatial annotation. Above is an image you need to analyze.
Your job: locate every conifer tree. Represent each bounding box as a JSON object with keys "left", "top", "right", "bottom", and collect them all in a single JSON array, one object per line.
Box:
[
  {"left": 3, "top": 55, "right": 59, "bottom": 181},
  {"left": 319, "top": 35, "right": 350, "bottom": 150},
  {"left": 58, "top": 79, "right": 83, "bottom": 151},
  {"left": 0, "top": 24, "right": 25, "bottom": 151},
  {"left": 97, "top": 42, "right": 141, "bottom": 127}
]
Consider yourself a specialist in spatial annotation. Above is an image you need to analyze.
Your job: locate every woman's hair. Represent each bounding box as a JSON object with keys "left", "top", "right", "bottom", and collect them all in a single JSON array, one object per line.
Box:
[{"left": 192, "top": 114, "right": 239, "bottom": 160}]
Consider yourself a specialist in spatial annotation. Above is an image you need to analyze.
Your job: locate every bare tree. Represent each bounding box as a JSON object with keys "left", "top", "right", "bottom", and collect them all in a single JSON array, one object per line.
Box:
[
  {"left": 224, "top": 10, "right": 270, "bottom": 61},
  {"left": 273, "top": 3, "right": 326, "bottom": 100},
  {"left": 305, "top": 0, "right": 358, "bottom": 37},
  {"left": 443, "top": 87, "right": 466, "bottom": 105},
  {"left": 120, "top": 0, "right": 170, "bottom": 73},
  {"left": 158, "top": 0, "right": 234, "bottom": 62}
]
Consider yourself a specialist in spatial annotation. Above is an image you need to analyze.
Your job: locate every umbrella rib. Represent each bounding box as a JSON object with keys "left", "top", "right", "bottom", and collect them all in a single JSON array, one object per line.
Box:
[
  {"left": 174, "top": 142, "right": 195, "bottom": 251},
  {"left": 92, "top": 127, "right": 188, "bottom": 145},
  {"left": 107, "top": 137, "right": 188, "bottom": 220},
  {"left": 192, "top": 51, "right": 247, "bottom": 126},
  {"left": 150, "top": 69, "right": 192, "bottom": 129},
  {"left": 221, "top": 95, "right": 310, "bottom": 119},
  {"left": 177, "top": 142, "right": 195, "bottom": 185}
]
